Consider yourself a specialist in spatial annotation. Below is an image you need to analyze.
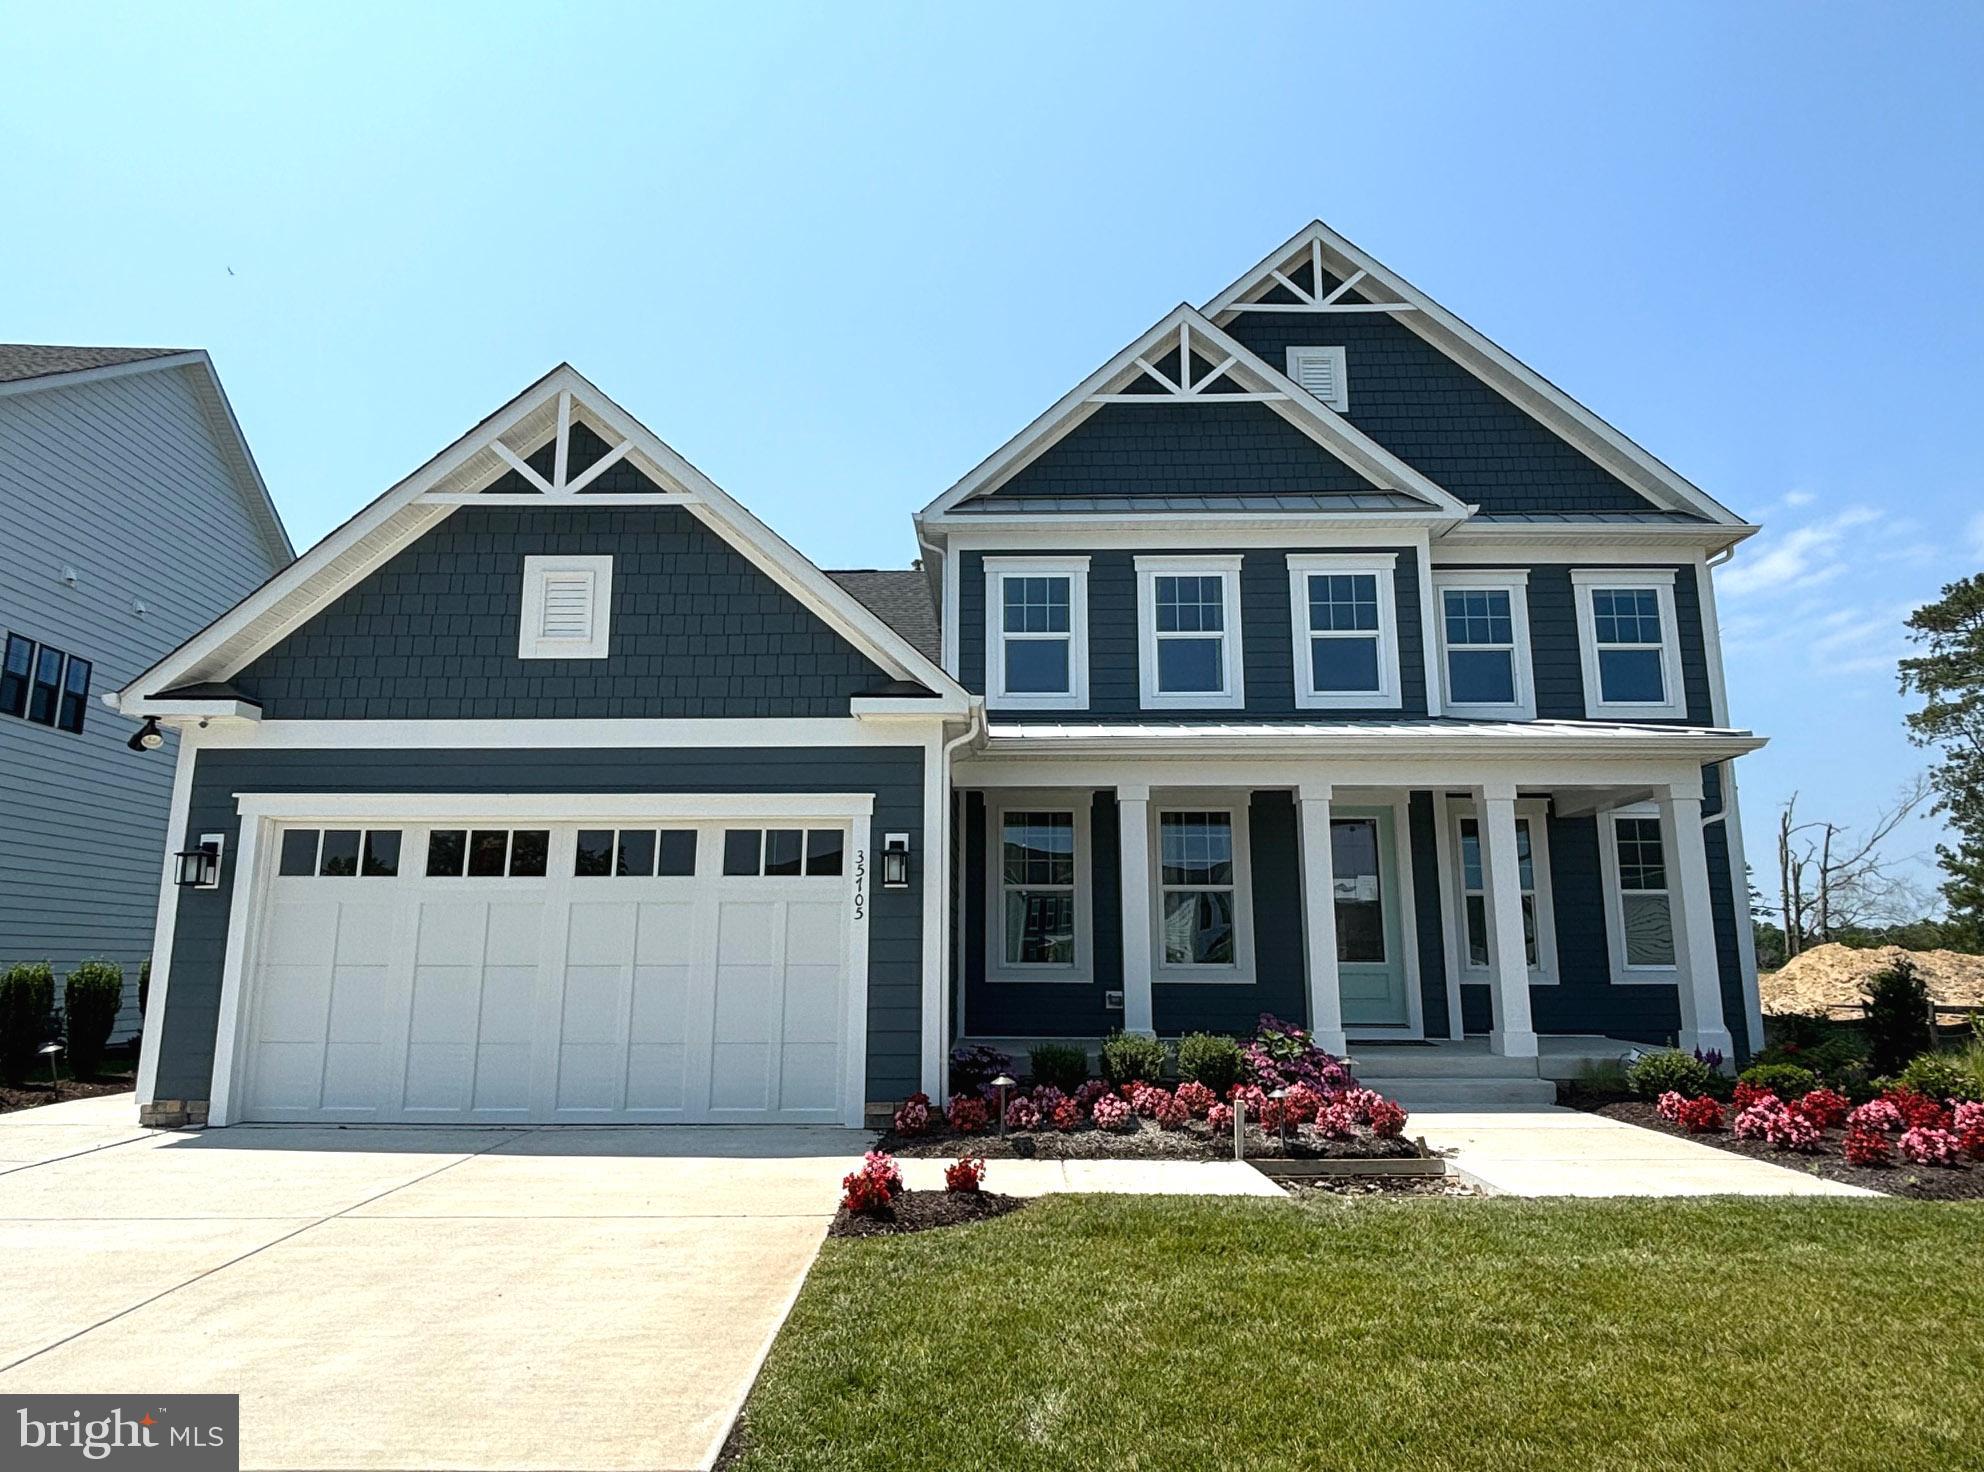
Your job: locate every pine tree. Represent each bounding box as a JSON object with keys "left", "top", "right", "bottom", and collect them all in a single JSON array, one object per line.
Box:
[{"left": 1900, "top": 575, "right": 1984, "bottom": 935}]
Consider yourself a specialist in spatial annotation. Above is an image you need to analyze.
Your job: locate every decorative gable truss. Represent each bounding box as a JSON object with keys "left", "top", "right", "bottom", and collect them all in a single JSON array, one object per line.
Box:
[
  {"left": 114, "top": 364, "right": 968, "bottom": 719},
  {"left": 918, "top": 304, "right": 1470, "bottom": 523}
]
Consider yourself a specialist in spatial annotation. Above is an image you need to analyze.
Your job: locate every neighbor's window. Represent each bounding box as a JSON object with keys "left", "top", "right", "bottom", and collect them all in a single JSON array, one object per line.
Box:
[
  {"left": 985, "top": 558, "right": 1088, "bottom": 709},
  {"left": 1612, "top": 814, "right": 1676, "bottom": 968},
  {"left": 1158, "top": 811, "right": 1238, "bottom": 968},
  {"left": 27, "top": 645, "right": 63, "bottom": 726},
  {"left": 1436, "top": 573, "right": 1533, "bottom": 718},
  {"left": 1288, "top": 555, "right": 1399, "bottom": 709},
  {"left": 1000, "top": 811, "right": 1077, "bottom": 967},
  {"left": 1137, "top": 557, "right": 1243, "bottom": 708},
  {"left": 0, "top": 635, "right": 33, "bottom": 719},
  {"left": 1572, "top": 569, "right": 1685, "bottom": 718}
]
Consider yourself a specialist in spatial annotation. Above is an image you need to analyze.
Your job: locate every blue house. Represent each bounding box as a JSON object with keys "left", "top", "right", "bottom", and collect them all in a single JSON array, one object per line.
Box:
[{"left": 114, "top": 223, "right": 1762, "bottom": 1128}]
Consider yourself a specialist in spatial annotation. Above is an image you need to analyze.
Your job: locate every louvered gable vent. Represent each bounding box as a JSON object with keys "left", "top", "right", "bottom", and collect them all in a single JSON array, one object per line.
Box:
[
  {"left": 1286, "top": 346, "right": 1348, "bottom": 411},
  {"left": 519, "top": 555, "right": 612, "bottom": 659}
]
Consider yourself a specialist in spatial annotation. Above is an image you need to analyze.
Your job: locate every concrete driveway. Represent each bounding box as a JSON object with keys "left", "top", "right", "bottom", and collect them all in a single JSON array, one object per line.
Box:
[{"left": 0, "top": 1094, "right": 862, "bottom": 1471}]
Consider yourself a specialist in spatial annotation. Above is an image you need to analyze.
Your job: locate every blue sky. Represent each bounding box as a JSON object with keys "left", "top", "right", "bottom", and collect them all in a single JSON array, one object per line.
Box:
[{"left": 3, "top": 2, "right": 1980, "bottom": 899}]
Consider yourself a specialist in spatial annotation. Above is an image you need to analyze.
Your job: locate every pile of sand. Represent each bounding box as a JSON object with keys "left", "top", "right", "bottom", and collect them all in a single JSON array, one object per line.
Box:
[{"left": 1762, "top": 943, "right": 1984, "bottom": 1017}]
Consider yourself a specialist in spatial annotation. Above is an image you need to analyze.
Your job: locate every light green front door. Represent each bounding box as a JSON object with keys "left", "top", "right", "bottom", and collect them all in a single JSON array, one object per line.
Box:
[{"left": 1332, "top": 809, "right": 1411, "bottom": 1030}]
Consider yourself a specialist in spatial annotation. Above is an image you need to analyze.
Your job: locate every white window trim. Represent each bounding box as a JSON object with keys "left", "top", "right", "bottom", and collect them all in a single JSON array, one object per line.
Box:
[
  {"left": 984, "top": 792, "right": 1092, "bottom": 984},
  {"left": 1597, "top": 801, "right": 1680, "bottom": 984},
  {"left": 518, "top": 554, "right": 612, "bottom": 660},
  {"left": 1135, "top": 555, "right": 1246, "bottom": 711},
  {"left": 1444, "top": 798, "right": 1558, "bottom": 985},
  {"left": 1149, "top": 796, "right": 1255, "bottom": 985},
  {"left": 1571, "top": 568, "right": 1686, "bottom": 720},
  {"left": 1285, "top": 345, "right": 1349, "bottom": 411},
  {"left": 1286, "top": 552, "right": 1401, "bottom": 710},
  {"left": 984, "top": 556, "right": 1089, "bottom": 712},
  {"left": 1433, "top": 569, "right": 1535, "bottom": 720}
]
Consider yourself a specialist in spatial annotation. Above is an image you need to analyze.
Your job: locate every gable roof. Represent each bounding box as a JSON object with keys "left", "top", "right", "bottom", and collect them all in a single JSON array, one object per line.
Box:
[
  {"left": 828, "top": 570, "right": 941, "bottom": 662},
  {"left": 0, "top": 344, "right": 294, "bottom": 566},
  {"left": 113, "top": 364, "right": 965, "bottom": 715},
  {"left": 1202, "top": 221, "right": 1745, "bottom": 527},
  {"left": 917, "top": 304, "right": 1470, "bottom": 524}
]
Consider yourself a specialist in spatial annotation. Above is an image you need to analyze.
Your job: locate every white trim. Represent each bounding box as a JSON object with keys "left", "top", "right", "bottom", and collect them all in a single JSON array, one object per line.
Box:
[
  {"left": 186, "top": 717, "right": 950, "bottom": 749},
  {"left": 1286, "top": 552, "right": 1402, "bottom": 710},
  {"left": 1432, "top": 568, "right": 1536, "bottom": 721},
  {"left": 1134, "top": 555, "right": 1245, "bottom": 711},
  {"left": 1597, "top": 801, "right": 1680, "bottom": 984},
  {"left": 1429, "top": 794, "right": 1467, "bottom": 1039},
  {"left": 232, "top": 792, "right": 877, "bottom": 823},
  {"left": 914, "top": 303, "right": 1469, "bottom": 522},
  {"left": 948, "top": 523, "right": 1444, "bottom": 550},
  {"left": 1295, "top": 784, "right": 1346, "bottom": 1053},
  {"left": 983, "top": 556, "right": 1090, "bottom": 712},
  {"left": 1442, "top": 797, "right": 1559, "bottom": 985},
  {"left": 1436, "top": 526, "right": 1759, "bottom": 557},
  {"left": 134, "top": 728, "right": 198, "bottom": 1106},
  {"left": 1571, "top": 568, "right": 1687, "bottom": 720},
  {"left": 206, "top": 806, "right": 268, "bottom": 1127},
  {"left": 1148, "top": 794, "right": 1256, "bottom": 985},
  {"left": 118, "top": 365, "right": 966, "bottom": 709},
  {"left": 118, "top": 698, "right": 262, "bottom": 721},
  {"left": 983, "top": 791, "right": 1094, "bottom": 985},
  {"left": 848, "top": 812, "right": 874, "bottom": 1124},
  {"left": 518, "top": 554, "right": 612, "bottom": 660},
  {"left": 1285, "top": 346, "right": 1349, "bottom": 411},
  {"left": 1202, "top": 220, "right": 1747, "bottom": 527}
]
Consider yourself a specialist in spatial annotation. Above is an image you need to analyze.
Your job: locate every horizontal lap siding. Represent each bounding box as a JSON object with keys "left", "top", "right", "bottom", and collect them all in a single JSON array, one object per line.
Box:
[
  {"left": 156, "top": 745, "right": 925, "bottom": 1102},
  {"left": 960, "top": 547, "right": 1428, "bottom": 719},
  {"left": 233, "top": 505, "right": 891, "bottom": 719},
  {"left": 0, "top": 367, "right": 285, "bottom": 1034},
  {"left": 1408, "top": 792, "right": 1451, "bottom": 1038}
]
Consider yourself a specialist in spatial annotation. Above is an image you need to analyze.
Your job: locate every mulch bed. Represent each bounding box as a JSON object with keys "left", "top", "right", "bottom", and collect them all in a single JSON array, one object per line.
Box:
[
  {"left": 830, "top": 1190, "right": 1027, "bottom": 1238},
  {"left": 1276, "top": 1173, "right": 1480, "bottom": 1199},
  {"left": 0, "top": 1078, "right": 134, "bottom": 1115},
  {"left": 1573, "top": 1093, "right": 1984, "bottom": 1202},
  {"left": 879, "top": 1117, "right": 1420, "bottom": 1162}
]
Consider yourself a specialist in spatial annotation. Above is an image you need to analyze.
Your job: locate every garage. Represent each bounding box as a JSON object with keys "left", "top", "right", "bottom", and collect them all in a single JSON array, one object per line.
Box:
[{"left": 216, "top": 800, "right": 871, "bottom": 1127}]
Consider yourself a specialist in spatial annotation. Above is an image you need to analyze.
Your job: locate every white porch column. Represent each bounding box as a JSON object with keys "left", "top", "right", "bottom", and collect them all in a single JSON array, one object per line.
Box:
[
  {"left": 1116, "top": 782, "right": 1155, "bottom": 1035},
  {"left": 1296, "top": 783, "right": 1348, "bottom": 1055},
  {"left": 1476, "top": 783, "right": 1538, "bottom": 1058},
  {"left": 1661, "top": 783, "right": 1737, "bottom": 1060}
]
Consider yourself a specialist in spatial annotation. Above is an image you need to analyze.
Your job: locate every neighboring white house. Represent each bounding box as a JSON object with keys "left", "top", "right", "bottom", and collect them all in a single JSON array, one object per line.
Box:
[{"left": 0, "top": 346, "right": 292, "bottom": 1035}]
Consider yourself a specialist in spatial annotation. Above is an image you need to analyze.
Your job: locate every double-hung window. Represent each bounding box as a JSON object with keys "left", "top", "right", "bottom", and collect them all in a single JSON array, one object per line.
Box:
[
  {"left": 1448, "top": 801, "right": 1556, "bottom": 982},
  {"left": 0, "top": 634, "right": 91, "bottom": 734},
  {"left": 1572, "top": 569, "right": 1686, "bottom": 718},
  {"left": 1287, "top": 553, "right": 1400, "bottom": 709},
  {"left": 1153, "top": 805, "right": 1254, "bottom": 981},
  {"left": 1598, "top": 805, "right": 1679, "bottom": 980},
  {"left": 986, "top": 799, "right": 1089, "bottom": 981},
  {"left": 1135, "top": 556, "right": 1244, "bottom": 709},
  {"left": 1434, "top": 571, "right": 1533, "bottom": 718},
  {"left": 985, "top": 558, "right": 1088, "bottom": 710}
]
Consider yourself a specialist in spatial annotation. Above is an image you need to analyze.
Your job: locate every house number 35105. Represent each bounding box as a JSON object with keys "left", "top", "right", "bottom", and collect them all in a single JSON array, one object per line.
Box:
[{"left": 852, "top": 849, "right": 866, "bottom": 921}]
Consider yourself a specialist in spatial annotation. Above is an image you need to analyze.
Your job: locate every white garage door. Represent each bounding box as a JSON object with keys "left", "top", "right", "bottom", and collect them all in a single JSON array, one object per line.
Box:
[{"left": 235, "top": 818, "right": 859, "bottom": 1125}]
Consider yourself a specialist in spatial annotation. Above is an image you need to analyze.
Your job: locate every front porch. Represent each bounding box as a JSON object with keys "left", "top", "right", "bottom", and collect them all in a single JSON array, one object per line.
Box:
[{"left": 949, "top": 730, "right": 1760, "bottom": 1075}]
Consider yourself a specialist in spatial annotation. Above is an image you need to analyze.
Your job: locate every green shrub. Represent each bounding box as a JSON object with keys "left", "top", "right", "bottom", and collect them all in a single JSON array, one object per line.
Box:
[
  {"left": 1100, "top": 1030, "right": 1168, "bottom": 1086},
  {"left": 1625, "top": 1049, "right": 1714, "bottom": 1099},
  {"left": 1864, "top": 958, "right": 1934, "bottom": 1076},
  {"left": 1027, "top": 1042, "right": 1089, "bottom": 1092},
  {"left": 138, "top": 957, "right": 151, "bottom": 1016},
  {"left": 63, "top": 960, "right": 124, "bottom": 1080},
  {"left": 1737, "top": 1062, "right": 1818, "bottom": 1099},
  {"left": 1897, "top": 1052, "right": 1980, "bottom": 1104},
  {"left": 0, "top": 962, "right": 57, "bottom": 1084},
  {"left": 1175, "top": 1032, "right": 1242, "bottom": 1093}
]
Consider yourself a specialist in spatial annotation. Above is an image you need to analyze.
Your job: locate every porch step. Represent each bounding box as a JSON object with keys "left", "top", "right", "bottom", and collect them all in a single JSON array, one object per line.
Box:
[
  {"left": 1377, "top": 1077, "right": 1560, "bottom": 1112},
  {"left": 1346, "top": 1050, "right": 1540, "bottom": 1080}
]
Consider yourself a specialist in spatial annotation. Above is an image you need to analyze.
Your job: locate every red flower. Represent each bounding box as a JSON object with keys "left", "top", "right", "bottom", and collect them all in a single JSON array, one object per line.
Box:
[
  {"left": 840, "top": 1150, "right": 904, "bottom": 1214},
  {"left": 943, "top": 1156, "right": 985, "bottom": 1193},
  {"left": 946, "top": 1095, "right": 989, "bottom": 1134},
  {"left": 1795, "top": 1087, "right": 1850, "bottom": 1130},
  {"left": 1843, "top": 1125, "right": 1891, "bottom": 1166}
]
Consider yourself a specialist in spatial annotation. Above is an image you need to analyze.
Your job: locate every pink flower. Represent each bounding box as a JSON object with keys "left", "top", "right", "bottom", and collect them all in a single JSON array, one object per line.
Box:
[
  {"left": 1091, "top": 1093, "right": 1133, "bottom": 1131},
  {"left": 1175, "top": 1081, "right": 1217, "bottom": 1118},
  {"left": 1316, "top": 1101, "right": 1361, "bottom": 1139},
  {"left": 1897, "top": 1126, "right": 1963, "bottom": 1166},
  {"left": 1847, "top": 1099, "right": 1903, "bottom": 1133},
  {"left": 1366, "top": 1096, "right": 1409, "bottom": 1137},
  {"left": 1206, "top": 1102, "right": 1234, "bottom": 1135},
  {"left": 1656, "top": 1090, "right": 1688, "bottom": 1124},
  {"left": 1734, "top": 1100, "right": 1820, "bottom": 1151},
  {"left": 892, "top": 1092, "right": 932, "bottom": 1136},
  {"left": 1073, "top": 1079, "right": 1112, "bottom": 1110},
  {"left": 1155, "top": 1092, "right": 1190, "bottom": 1130},
  {"left": 1130, "top": 1083, "right": 1172, "bottom": 1119},
  {"left": 946, "top": 1095, "right": 988, "bottom": 1134},
  {"left": 1004, "top": 1096, "right": 1041, "bottom": 1131}
]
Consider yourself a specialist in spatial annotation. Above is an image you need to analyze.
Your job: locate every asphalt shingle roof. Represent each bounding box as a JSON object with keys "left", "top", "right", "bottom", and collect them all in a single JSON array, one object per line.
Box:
[
  {"left": 0, "top": 344, "right": 189, "bottom": 386},
  {"left": 827, "top": 569, "right": 940, "bottom": 663}
]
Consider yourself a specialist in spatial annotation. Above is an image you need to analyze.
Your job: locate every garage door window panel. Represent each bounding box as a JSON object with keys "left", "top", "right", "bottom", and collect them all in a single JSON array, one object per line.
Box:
[
  {"left": 428, "top": 828, "right": 552, "bottom": 878},
  {"left": 278, "top": 828, "right": 402, "bottom": 879}
]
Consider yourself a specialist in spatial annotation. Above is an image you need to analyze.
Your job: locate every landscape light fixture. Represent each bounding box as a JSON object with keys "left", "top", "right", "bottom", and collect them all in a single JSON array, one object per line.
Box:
[
  {"left": 1270, "top": 1086, "right": 1290, "bottom": 1155},
  {"left": 127, "top": 717, "right": 164, "bottom": 752},
  {"left": 38, "top": 1040, "right": 62, "bottom": 1092},
  {"left": 992, "top": 1074, "right": 1016, "bottom": 1138}
]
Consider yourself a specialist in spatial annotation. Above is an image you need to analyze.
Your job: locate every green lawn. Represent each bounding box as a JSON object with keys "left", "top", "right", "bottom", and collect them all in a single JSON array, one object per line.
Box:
[{"left": 728, "top": 1195, "right": 1983, "bottom": 1472}]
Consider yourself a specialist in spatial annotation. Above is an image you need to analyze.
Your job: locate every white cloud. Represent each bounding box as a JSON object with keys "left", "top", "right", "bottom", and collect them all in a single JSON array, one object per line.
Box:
[
  {"left": 1718, "top": 506, "right": 1876, "bottom": 600},
  {"left": 1782, "top": 489, "right": 1816, "bottom": 508}
]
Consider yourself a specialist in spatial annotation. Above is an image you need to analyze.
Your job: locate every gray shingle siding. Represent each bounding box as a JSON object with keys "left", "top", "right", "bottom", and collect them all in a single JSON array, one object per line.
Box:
[
  {"left": 155, "top": 744, "right": 927, "bottom": 1104},
  {"left": 1408, "top": 792, "right": 1451, "bottom": 1038},
  {"left": 233, "top": 504, "right": 892, "bottom": 719},
  {"left": 960, "top": 546, "right": 1429, "bottom": 720},
  {"left": 993, "top": 401, "right": 1383, "bottom": 498},
  {"left": 1223, "top": 285, "right": 1665, "bottom": 515},
  {"left": 1513, "top": 562, "right": 1714, "bottom": 725}
]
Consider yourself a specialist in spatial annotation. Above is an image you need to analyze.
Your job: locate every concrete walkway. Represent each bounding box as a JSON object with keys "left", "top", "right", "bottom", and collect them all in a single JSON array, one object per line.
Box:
[
  {"left": 1414, "top": 1107, "right": 1879, "bottom": 1197},
  {"left": 897, "top": 1156, "right": 1285, "bottom": 1197},
  {"left": 0, "top": 1095, "right": 862, "bottom": 1471}
]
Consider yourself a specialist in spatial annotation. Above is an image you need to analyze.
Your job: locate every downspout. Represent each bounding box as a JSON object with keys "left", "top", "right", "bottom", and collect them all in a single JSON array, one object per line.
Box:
[{"left": 932, "top": 698, "right": 986, "bottom": 1096}]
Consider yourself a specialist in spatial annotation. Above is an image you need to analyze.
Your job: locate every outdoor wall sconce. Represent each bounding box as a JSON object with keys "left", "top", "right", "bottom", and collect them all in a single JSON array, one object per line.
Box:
[
  {"left": 881, "top": 831, "right": 910, "bottom": 889},
  {"left": 175, "top": 834, "right": 224, "bottom": 889},
  {"left": 127, "top": 717, "right": 165, "bottom": 752}
]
